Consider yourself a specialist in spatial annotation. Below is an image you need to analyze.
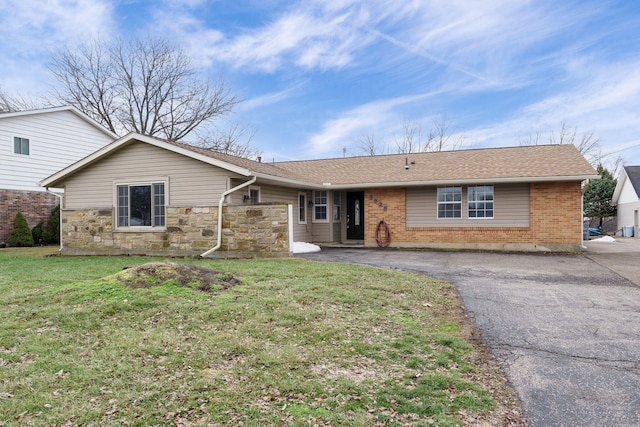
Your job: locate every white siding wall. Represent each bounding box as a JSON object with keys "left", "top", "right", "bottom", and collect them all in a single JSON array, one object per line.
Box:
[
  {"left": 617, "top": 201, "right": 640, "bottom": 231},
  {"left": 62, "top": 142, "right": 240, "bottom": 209},
  {"left": 614, "top": 175, "right": 640, "bottom": 232},
  {"left": 0, "top": 110, "right": 114, "bottom": 191},
  {"left": 617, "top": 176, "right": 640, "bottom": 205}
]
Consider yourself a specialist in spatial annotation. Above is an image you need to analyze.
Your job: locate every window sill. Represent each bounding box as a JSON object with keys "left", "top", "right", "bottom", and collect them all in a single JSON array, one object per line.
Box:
[{"left": 114, "top": 227, "right": 167, "bottom": 233}]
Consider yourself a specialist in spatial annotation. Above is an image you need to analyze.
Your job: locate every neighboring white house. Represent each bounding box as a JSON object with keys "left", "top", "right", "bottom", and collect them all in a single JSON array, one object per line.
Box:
[
  {"left": 0, "top": 106, "right": 117, "bottom": 243},
  {"left": 611, "top": 165, "right": 640, "bottom": 238}
]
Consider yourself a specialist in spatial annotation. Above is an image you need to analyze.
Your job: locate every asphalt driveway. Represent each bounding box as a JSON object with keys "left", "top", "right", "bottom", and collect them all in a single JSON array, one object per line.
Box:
[{"left": 300, "top": 243, "right": 640, "bottom": 426}]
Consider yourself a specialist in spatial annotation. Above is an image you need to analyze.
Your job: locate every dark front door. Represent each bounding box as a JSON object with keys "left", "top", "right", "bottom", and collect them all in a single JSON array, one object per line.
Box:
[{"left": 346, "top": 191, "right": 364, "bottom": 240}]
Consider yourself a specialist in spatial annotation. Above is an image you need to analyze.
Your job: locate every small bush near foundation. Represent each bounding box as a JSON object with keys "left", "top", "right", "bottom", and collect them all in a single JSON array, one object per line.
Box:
[
  {"left": 8, "top": 212, "right": 34, "bottom": 247},
  {"left": 31, "top": 221, "right": 45, "bottom": 245},
  {"left": 43, "top": 204, "right": 60, "bottom": 244}
]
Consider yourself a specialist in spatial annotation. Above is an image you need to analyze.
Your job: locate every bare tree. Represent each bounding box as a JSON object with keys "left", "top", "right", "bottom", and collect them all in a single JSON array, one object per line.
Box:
[
  {"left": 519, "top": 121, "right": 600, "bottom": 164},
  {"left": 428, "top": 113, "right": 464, "bottom": 152},
  {"left": 50, "top": 37, "right": 238, "bottom": 142},
  {"left": 395, "top": 115, "right": 463, "bottom": 154},
  {"left": 394, "top": 119, "right": 425, "bottom": 154},
  {"left": 195, "top": 122, "right": 262, "bottom": 159},
  {"left": 357, "top": 133, "right": 387, "bottom": 156},
  {"left": 0, "top": 87, "right": 42, "bottom": 113}
]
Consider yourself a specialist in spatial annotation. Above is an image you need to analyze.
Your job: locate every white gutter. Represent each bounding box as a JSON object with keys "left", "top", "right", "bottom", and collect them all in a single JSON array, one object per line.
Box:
[
  {"left": 201, "top": 176, "right": 257, "bottom": 258},
  {"left": 45, "top": 188, "right": 64, "bottom": 252}
]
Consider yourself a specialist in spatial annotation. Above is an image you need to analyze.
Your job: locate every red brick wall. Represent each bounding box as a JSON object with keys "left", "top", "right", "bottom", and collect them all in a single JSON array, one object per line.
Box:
[
  {"left": 0, "top": 189, "right": 60, "bottom": 243},
  {"left": 364, "top": 181, "right": 583, "bottom": 251}
]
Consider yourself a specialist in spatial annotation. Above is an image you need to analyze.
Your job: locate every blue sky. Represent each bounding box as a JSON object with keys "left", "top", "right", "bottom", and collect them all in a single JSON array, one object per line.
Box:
[{"left": 1, "top": 0, "right": 640, "bottom": 170}]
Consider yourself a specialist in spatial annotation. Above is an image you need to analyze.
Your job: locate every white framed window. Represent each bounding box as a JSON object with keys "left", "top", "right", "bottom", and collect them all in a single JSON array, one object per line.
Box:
[
  {"left": 468, "top": 185, "right": 494, "bottom": 219},
  {"left": 248, "top": 186, "right": 261, "bottom": 204},
  {"left": 437, "top": 186, "right": 462, "bottom": 219},
  {"left": 314, "top": 190, "right": 328, "bottom": 222},
  {"left": 13, "top": 137, "right": 29, "bottom": 155},
  {"left": 298, "top": 192, "right": 307, "bottom": 224},
  {"left": 116, "top": 182, "right": 166, "bottom": 228},
  {"left": 333, "top": 191, "right": 341, "bottom": 221}
]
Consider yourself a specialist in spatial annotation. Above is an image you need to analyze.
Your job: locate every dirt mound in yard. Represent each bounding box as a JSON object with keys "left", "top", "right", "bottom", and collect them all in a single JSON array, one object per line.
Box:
[{"left": 116, "top": 262, "right": 240, "bottom": 292}]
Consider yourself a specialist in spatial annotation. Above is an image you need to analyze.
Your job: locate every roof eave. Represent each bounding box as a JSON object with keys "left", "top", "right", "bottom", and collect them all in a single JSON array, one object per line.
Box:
[
  {"left": 40, "top": 132, "right": 253, "bottom": 188},
  {"left": 319, "top": 174, "right": 600, "bottom": 190},
  {"left": 251, "top": 172, "right": 325, "bottom": 189},
  {"left": 611, "top": 169, "right": 628, "bottom": 206}
]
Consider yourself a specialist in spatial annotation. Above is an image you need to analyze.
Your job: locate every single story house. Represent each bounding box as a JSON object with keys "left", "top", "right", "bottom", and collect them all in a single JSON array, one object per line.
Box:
[
  {"left": 611, "top": 165, "right": 640, "bottom": 238},
  {"left": 40, "top": 132, "right": 598, "bottom": 256},
  {"left": 0, "top": 106, "right": 117, "bottom": 243}
]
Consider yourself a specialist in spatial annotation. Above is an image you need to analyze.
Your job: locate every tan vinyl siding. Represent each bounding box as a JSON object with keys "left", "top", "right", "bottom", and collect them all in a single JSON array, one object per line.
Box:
[
  {"left": 312, "top": 223, "right": 332, "bottom": 242},
  {"left": 63, "top": 142, "right": 240, "bottom": 209},
  {"left": 260, "top": 185, "right": 298, "bottom": 203},
  {"left": 406, "top": 183, "right": 530, "bottom": 227}
]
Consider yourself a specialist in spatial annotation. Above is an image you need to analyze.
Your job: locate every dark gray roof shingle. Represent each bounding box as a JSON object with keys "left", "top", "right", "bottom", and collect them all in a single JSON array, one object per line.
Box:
[{"left": 624, "top": 166, "right": 640, "bottom": 198}]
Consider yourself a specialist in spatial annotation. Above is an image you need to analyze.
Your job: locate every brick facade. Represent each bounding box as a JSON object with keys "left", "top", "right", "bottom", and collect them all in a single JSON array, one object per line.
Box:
[
  {"left": 0, "top": 189, "right": 59, "bottom": 243},
  {"left": 364, "top": 182, "right": 583, "bottom": 252},
  {"left": 60, "top": 204, "right": 290, "bottom": 257}
]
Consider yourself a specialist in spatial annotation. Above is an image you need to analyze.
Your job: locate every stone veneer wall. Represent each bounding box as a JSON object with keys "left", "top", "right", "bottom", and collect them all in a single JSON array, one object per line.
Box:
[
  {"left": 0, "top": 189, "right": 59, "bottom": 243},
  {"left": 61, "top": 204, "right": 290, "bottom": 257},
  {"left": 363, "top": 181, "right": 584, "bottom": 252}
]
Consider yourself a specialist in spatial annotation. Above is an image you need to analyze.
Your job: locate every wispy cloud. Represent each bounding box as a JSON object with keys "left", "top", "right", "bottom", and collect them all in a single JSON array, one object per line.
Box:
[
  {"left": 460, "top": 54, "right": 640, "bottom": 163},
  {"left": 152, "top": 2, "right": 374, "bottom": 72},
  {"left": 305, "top": 90, "right": 450, "bottom": 156},
  {"left": 0, "top": 0, "right": 114, "bottom": 50},
  {"left": 0, "top": 0, "right": 115, "bottom": 94},
  {"left": 147, "top": 0, "right": 422, "bottom": 73},
  {"left": 239, "top": 82, "right": 307, "bottom": 112}
]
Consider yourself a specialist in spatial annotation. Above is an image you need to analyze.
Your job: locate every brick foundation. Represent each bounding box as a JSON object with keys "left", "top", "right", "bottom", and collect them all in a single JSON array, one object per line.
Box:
[
  {"left": 60, "top": 204, "right": 290, "bottom": 257},
  {"left": 0, "top": 189, "right": 59, "bottom": 243},
  {"left": 364, "top": 182, "right": 584, "bottom": 252}
]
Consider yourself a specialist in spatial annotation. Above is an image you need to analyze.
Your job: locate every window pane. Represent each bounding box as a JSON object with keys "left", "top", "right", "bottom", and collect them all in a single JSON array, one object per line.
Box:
[
  {"left": 437, "top": 187, "right": 461, "bottom": 219},
  {"left": 153, "top": 183, "right": 165, "bottom": 226},
  {"left": 315, "top": 190, "right": 327, "bottom": 204},
  {"left": 299, "top": 194, "right": 306, "bottom": 222},
  {"left": 249, "top": 189, "right": 259, "bottom": 204},
  {"left": 468, "top": 185, "right": 494, "bottom": 218},
  {"left": 130, "top": 185, "right": 152, "bottom": 226},
  {"left": 117, "top": 185, "right": 129, "bottom": 227},
  {"left": 314, "top": 190, "right": 328, "bottom": 221},
  {"left": 315, "top": 205, "right": 327, "bottom": 220},
  {"left": 13, "top": 137, "right": 29, "bottom": 155}
]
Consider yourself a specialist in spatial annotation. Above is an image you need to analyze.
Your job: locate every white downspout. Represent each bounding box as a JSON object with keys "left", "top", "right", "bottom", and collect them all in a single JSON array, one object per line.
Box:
[
  {"left": 200, "top": 176, "right": 257, "bottom": 258},
  {"left": 45, "top": 188, "right": 64, "bottom": 252}
]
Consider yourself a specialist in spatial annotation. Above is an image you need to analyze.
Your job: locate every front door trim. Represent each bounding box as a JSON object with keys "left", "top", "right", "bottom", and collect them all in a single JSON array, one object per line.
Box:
[{"left": 346, "top": 191, "right": 365, "bottom": 241}]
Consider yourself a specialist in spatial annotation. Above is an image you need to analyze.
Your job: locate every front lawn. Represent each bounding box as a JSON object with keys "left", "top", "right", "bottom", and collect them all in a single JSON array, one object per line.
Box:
[{"left": 0, "top": 247, "right": 523, "bottom": 426}]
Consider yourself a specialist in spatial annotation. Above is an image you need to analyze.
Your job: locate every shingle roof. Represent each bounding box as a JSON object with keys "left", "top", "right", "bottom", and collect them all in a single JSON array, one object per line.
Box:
[
  {"left": 623, "top": 166, "right": 640, "bottom": 198},
  {"left": 40, "top": 132, "right": 599, "bottom": 189},
  {"left": 272, "top": 144, "right": 597, "bottom": 186},
  {"left": 184, "top": 144, "right": 593, "bottom": 187},
  {"left": 165, "top": 140, "right": 311, "bottom": 183},
  {"left": 174, "top": 142, "right": 597, "bottom": 187}
]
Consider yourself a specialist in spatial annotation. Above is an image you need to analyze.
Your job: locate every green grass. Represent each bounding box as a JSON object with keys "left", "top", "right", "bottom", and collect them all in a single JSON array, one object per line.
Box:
[{"left": 0, "top": 247, "right": 496, "bottom": 426}]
